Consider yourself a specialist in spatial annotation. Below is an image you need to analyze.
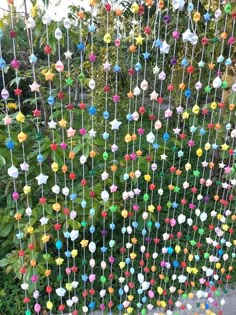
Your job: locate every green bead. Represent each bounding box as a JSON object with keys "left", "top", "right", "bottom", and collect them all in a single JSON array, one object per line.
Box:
[
  {"left": 81, "top": 221, "right": 87, "bottom": 227},
  {"left": 109, "top": 205, "right": 117, "bottom": 212},
  {"left": 193, "top": 170, "right": 200, "bottom": 177},
  {"left": 100, "top": 276, "right": 106, "bottom": 283},
  {"left": 204, "top": 252, "right": 210, "bottom": 259},
  {"left": 186, "top": 235, "right": 190, "bottom": 240},
  {"left": 215, "top": 290, "right": 221, "bottom": 296},
  {"left": 216, "top": 180, "right": 221, "bottom": 185},
  {"left": 211, "top": 37, "right": 219, "bottom": 43},
  {"left": 174, "top": 186, "right": 180, "bottom": 192},
  {"left": 43, "top": 253, "right": 51, "bottom": 260},
  {"left": 143, "top": 193, "right": 149, "bottom": 201},
  {"left": 164, "top": 276, "right": 169, "bottom": 283},
  {"left": 221, "top": 81, "right": 228, "bottom": 88},
  {"left": 79, "top": 72, "right": 85, "bottom": 82},
  {"left": 82, "top": 259, "right": 87, "bottom": 265},
  {"left": 167, "top": 201, "right": 172, "bottom": 208},
  {"left": 205, "top": 85, "right": 211, "bottom": 93},
  {"left": 57, "top": 274, "right": 63, "bottom": 281},
  {"left": 25, "top": 311, "right": 31, "bottom": 315},
  {"left": 147, "top": 221, "right": 152, "bottom": 228},
  {"left": 160, "top": 171, "right": 165, "bottom": 177},
  {"left": 172, "top": 146, "right": 178, "bottom": 152},
  {"left": 198, "top": 228, "right": 204, "bottom": 235},
  {"left": 224, "top": 4, "right": 231, "bottom": 13},
  {"left": 89, "top": 169, "right": 96, "bottom": 176},
  {"left": 35, "top": 132, "right": 42, "bottom": 141},
  {"left": 190, "top": 240, "right": 196, "bottom": 246},
  {"left": 141, "top": 308, "right": 146, "bottom": 315},
  {"left": 196, "top": 302, "right": 200, "bottom": 307},
  {"left": 182, "top": 293, "right": 188, "bottom": 299},
  {"left": 103, "top": 152, "right": 108, "bottom": 160}
]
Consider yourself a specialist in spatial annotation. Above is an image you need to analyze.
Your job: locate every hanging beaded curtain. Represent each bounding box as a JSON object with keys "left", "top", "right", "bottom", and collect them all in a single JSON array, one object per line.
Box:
[{"left": 0, "top": 0, "right": 236, "bottom": 315}]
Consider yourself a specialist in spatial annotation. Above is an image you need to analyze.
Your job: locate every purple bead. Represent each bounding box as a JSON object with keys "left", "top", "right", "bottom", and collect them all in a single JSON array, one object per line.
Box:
[
  {"left": 160, "top": 260, "right": 165, "bottom": 267},
  {"left": 31, "top": 275, "right": 38, "bottom": 282},
  {"left": 145, "top": 237, "right": 152, "bottom": 243},
  {"left": 170, "top": 57, "right": 177, "bottom": 65},
  {"left": 203, "top": 195, "right": 210, "bottom": 203},
  {"left": 101, "top": 229, "right": 107, "bottom": 236},
  {"left": 163, "top": 15, "right": 171, "bottom": 24},
  {"left": 12, "top": 191, "right": 19, "bottom": 200},
  {"left": 100, "top": 304, "right": 106, "bottom": 311}
]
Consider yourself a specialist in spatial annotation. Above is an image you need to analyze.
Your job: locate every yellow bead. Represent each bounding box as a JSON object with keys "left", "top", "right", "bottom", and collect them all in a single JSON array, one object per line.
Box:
[
  {"left": 46, "top": 301, "right": 53, "bottom": 310},
  {"left": 121, "top": 209, "right": 128, "bottom": 218},
  {"left": 53, "top": 202, "right": 61, "bottom": 212},
  {"left": 205, "top": 143, "right": 211, "bottom": 150},
  {"left": 17, "top": 131, "right": 27, "bottom": 142},
  {"left": 23, "top": 185, "right": 31, "bottom": 194},
  {"left": 211, "top": 101, "right": 217, "bottom": 109},
  {"left": 193, "top": 12, "right": 201, "bottom": 22},
  {"left": 196, "top": 148, "right": 202, "bottom": 157},
  {"left": 103, "top": 33, "right": 111, "bottom": 44},
  {"left": 71, "top": 249, "right": 78, "bottom": 258},
  {"left": 192, "top": 104, "right": 200, "bottom": 114},
  {"left": 51, "top": 162, "right": 58, "bottom": 172}
]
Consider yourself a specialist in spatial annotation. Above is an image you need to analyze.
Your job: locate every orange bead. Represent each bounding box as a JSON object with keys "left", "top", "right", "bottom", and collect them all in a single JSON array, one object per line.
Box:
[
  {"left": 176, "top": 169, "right": 182, "bottom": 176},
  {"left": 179, "top": 82, "right": 185, "bottom": 90},
  {"left": 131, "top": 237, "right": 137, "bottom": 244},
  {"left": 184, "top": 248, "right": 188, "bottom": 254},
  {"left": 108, "top": 287, "right": 114, "bottom": 294},
  {"left": 191, "top": 281, "right": 195, "bottom": 287},
  {"left": 159, "top": 274, "right": 164, "bottom": 280},
  {"left": 45, "top": 269, "right": 51, "bottom": 277},
  {"left": 127, "top": 91, "right": 134, "bottom": 98},
  {"left": 208, "top": 63, "right": 215, "bottom": 70},
  {"left": 214, "top": 195, "right": 219, "bottom": 201},
  {"left": 89, "top": 150, "right": 96, "bottom": 158},
  {"left": 14, "top": 213, "right": 22, "bottom": 221},
  {"left": 221, "top": 32, "right": 227, "bottom": 39},
  {"left": 229, "top": 103, "right": 235, "bottom": 111},
  {"left": 129, "top": 45, "right": 136, "bottom": 53},
  {"left": 209, "top": 162, "right": 215, "bottom": 169},
  {"left": 178, "top": 289, "right": 183, "bottom": 294},
  {"left": 151, "top": 265, "right": 156, "bottom": 272},
  {"left": 69, "top": 151, "right": 75, "bottom": 159},
  {"left": 77, "top": 11, "right": 84, "bottom": 20},
  {"left": 168, "top": 184, "right": 174, "bottom": 190},
  {"left": 89, "top": 0, "right": 97, "bottom": 6},
  {"left": 215, "top": 123, "right": 221, "bottom": 130},
  {"left": 115, "top": 8, "right": 123, "bottom": 16},
  {"left": 62, "top": 165, "right": 68, "bottom": 173},
  {"left": 136, "top": 150, "right": 143, "bottom": 156},
  {"left": 30, "top": 259, "right": 37, "bottom": 267},
  {"left": 111, "top": 165, "right": 117, "bottom": 172},
  {"left": 145, "top": 0, "right": 153, "bottom": 6},
  {"left": 159, "top": 0, "right": 164, "bottom": 9},
  {"left": 228, "top": 266, "right": 233, "bottom": 271},
  {"left": 129, "top": 171, "right": 135, "bottom": 179},
  {"left": 131, "top": 133, "right": 137, "bottom": 141}
]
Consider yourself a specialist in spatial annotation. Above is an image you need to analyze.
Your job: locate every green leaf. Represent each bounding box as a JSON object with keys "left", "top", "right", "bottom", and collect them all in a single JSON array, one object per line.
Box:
[
  {"left": 0, "top": 258, "right": 9, "bottom": 267},
  {"left": 0, "top": 154, "right": 6, "bottom": 167},
  {"left": 0, "top": 223, "right": 13, "bottom": 237}
]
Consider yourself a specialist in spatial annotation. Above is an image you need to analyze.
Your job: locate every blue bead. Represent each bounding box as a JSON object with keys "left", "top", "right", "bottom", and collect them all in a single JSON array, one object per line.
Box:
[
  {"left": 65, "top": 250, "right": 71, "bottom": 257},
  {"left": 121, "top": 227, "right": 126, "bottom": 234},
  {"left": 102, "top": 132, "right": 109, "bottom": 140},
  {"left": 64, "top": 231, "right": 70, "bottom": 238},
  {"left": 153, "top": 143, "right": 159, "bottom": 149},
  {"left": 100, "top": 246, "right": 107, "bottom": 253},
  {"left": 218, "top": 249, "right": 223, "bottom": 256},
  {"left": 0, "top": 58, "right": 6, "bottom": 69},
  {"left": 88, "top": 24, "right": 95, "bottom": 32},
  {"left": 163, "top": 132, "right": 170, "bottom": 141},
  {"left": 203, "top": 12, "right": 211, "bottom": 21},
  {"left": 90, "top": 225, "right": 95, "bottom": 233},
  {"left": 142, "top": 228, "right": 147, "bottom": 236},
  {"left": 199, "top": 128, "right": 206, "bottom": 135},
  {"left": 118, "top": 304, "right": 123, "bottom": 310},
  {"left": 81, "top": 200, "right": 86, "bottom": 208},
  {"left": 103, "top": 111, "right": 109, "bottom": 119},
  {"left": 6, "top": 140, "right": 14, "bottom": 150},
  {"left": 181, "top": 58, "right": 188, "bottom": 67},
  {"left": 167, "top": 247, "right": 173, "bottom": 254},
  {"left": 89, "top": 302, "right": 96, "bottom": 310},
  {"left": 47, "top": 96, "right": 55, "bottom": 106},
  {"left": 137, "top": 288, "right": 143, "bottom": 295},
  {"left": 70, "top": 193, "right": 77, "bottom": 201},
  {"left": 90, "top": 208, "right": 95, "bottom": 216},
  {"left": 154, "top": 39, "right": 162, "bottom": 47},
  {"left": 56, "top": 240, "right": 63, "bottom": 249},
  {"left": 212, "top": 143, "right": 218, "bottom": 149},
  {"left": 125, "top": 257, "right": 131, "bottom": 264},
  {"left": 155, "top": 222, "right": 160, "bottom": 229},
  {"left": 143, "top": 51, "right": 150, "bottom": 60},
  {"left": 37, "top": 153, "right": 44, "bottom": 163},
  {"left": 188, "top": 3, "right": 194, "bottom": 12},
  {"left": 119, "top": 288, "right": 124, "bottom": 296},
  {"left": 113, "top": 64, "right": 121, "bottom": 72},
  {"left": 130, "top": 267, "right": 135, "bottom": 274},
  {"left": 123, "top": 173, "right": 129, "bottom": 180},
  {"left": 225, "top": 58, "right": 232, "bottom": 66},
  {"left": 135, "top": 62, "right": 142, "bottom": 72},
  {"left": 142, "top": 296, "right": 147, "bottom": 303},
  {"left": 82, "top": 274, "right": 88, "bottom": 282},
  {"left": 205, "top": 304, "right": 209, "bottom": 310},
  {"left": 173, "top": 260, "right": 179, "bottom": 268},
  {"left": 77, "top": 42, "right": 85, "bottom": 50},
  {"left": 0, "top": 29, "right": 3, "bottom": 39},
  {"left": 185, "top": 89, "right": 191, "bottom": 97},
  {"left": 110, "top": 223, "right": 115, "bottom": 230},
  {"left": 132, "top": 221, "right": 138, "bottom": 228},
  {"left": 88, "top": 105, "right": 97, "bottom": 115},
  {"left": 126, "top": 113, "right": 133, "bottom": 121},
  {"left": 29, "top": 54, "right": 37, "bottom": 64},
  {"left": 172, "top": 202, "right": 178, "bottom": 208}
]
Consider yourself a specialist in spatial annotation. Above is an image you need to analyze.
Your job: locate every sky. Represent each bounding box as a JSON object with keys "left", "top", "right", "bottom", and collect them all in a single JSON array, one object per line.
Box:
[{"left": 0, "top": 0, "right": 90, "bottom": 19}]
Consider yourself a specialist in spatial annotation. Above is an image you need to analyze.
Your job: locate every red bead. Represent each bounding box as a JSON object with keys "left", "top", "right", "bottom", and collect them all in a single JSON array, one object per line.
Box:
[
  {"left": 89, "top": 289, "right": 95, "bottom": 295},
  {"left": 202, "top": 108, "right": 208, "bottom": 115},
  {"left": 58, "top": 305, "right": 65, "bottom": 311},
  {"left": 82, "top": 290, "right": 88, "bottom": 297},
  {"left": 179, "top": 133, "right": 186, "bottom": 139},
  {"left": 63, "top": 208, "right": 70, "bottom": 215},
  {"left": 177, "top": 231, "right": 182, "bottom": 238},
  {"left": 44, "top": 44, "right": 52, "bottom": 55},
  {"left": 138, "top": 5, "right": 144, "bottom": 15},
  {"left": 181, "top": 199, "right": 187, "bottom": 205},
  {"left": 191, "top": 187, "right": 197, "bottom": 193},
  {"left": 23, "top": 297, "right": 30, "bottom": 304},
  {"left": 39, "top": 197, "right": 46, "bottom": 204},
  {"left": 50, "top": 143, "right": 57, "bottom": 150},
  {"left": 108, "top": 301, "right": 113, "bottom": 309},
  {"left": 67, "top": 103, "right": 73, "bottom": 110},
  {"left": 165, "top": 218, "right": 170, "bottom": 224},
  {"left": 28, "top": 243, "right": 35, "bottom": 250},
  {"left": 181, "top": 262, "right": 186, "bottom": 268},
  {"left": 128, "top": 211, "right": 133, "bottom": 217},
  {"left": 150, "top": 278, "right": 156, "bottom": 285},
  {"left": 20, "top": 267, "right": 26, "bottom": 274},
  {"left": 79, "top": 102, "right": 86, "bottom": 109},
  {"left": 167, "top": 84, "right": 174, "bottom": 91},
  {"left": 69, "top": 172, "right": 76, "bottom": 180},
  {"left": 153, "top": 238, "right": 160, "bottom": 244},
  {"left": 54, "top": 223, "right": 61, "bottom": 231},
  {"left": 58, "top": 91, "right": 65, "bottom": 99},
  {"left": 120, "top": 247, "right": 126, "bottom": 254},
  {"left": 33, "top": 109, "right": 41, "bottom": 117},
  {"left": 90, "top": 191, "right": 96, "bottom": 198},
  {"left": 156, "top": 205, "right": 162, "bottom": 212},
  {"left": 108, "top": 273, "right": 114, "bottom": 279},
  {"left": 226, "top": 275, "right": 231, "bottom": 280},
  {"left": 81, "top": 178, "right": 86, "bottom": 186},
  {"left": 124, "top": 154, "right": 130, "bottom": 161},
  {"left": 144, "top": 25, "right": 151, "bottom": 34},
  {"left": 139, "top": 259, "right": 145, "bottom": 267},
  {"left": 218, "top": 102, "right": 225, "bottom": 108},
  {"left": 144, "top": 267, "right": 149, "bottom": 273},
  {"left": 208, "top": 123, "right": 214, "bottom": 129},
  {"left": 101, "top": 211, "right": 107, "bottom": 217},
  {"left": 71, "top": 266, "right": 78, "bottom": 273},
  {"left": 209, "top": 225, "right": 214, "bottom": 230},
  {"left": 145, "top": 252, "right": 150, "bottom": 259},
  {"left": 19, "top": 250, "right": 24, "bottom": 257},
  {"left": 128, "top": 282, "right": 134, "bottom": 288},
  {"left": 170, "top": 166, "right": 176, "bottom": 173},
  {"left": 124, "top": 271, "right": 130, "bottom": 277},
  {"left": 105, "top": 3, "right": 111, "bottom": 11},
  {"left": 187, "top": 66, "right": 194, "bottom": 74},
  {"left": 103, "top": 85, "right": 110, "bottom": 93},
  {"left": 72, "top": 310, "right": 78, "bottom": 315},
  {"left": 139, "top": 106, "right": 146, "bottom": 114},
  {"left": 46, "top": 286, "right": 52, "bottom": 293},
  {"left": 128, "top": 68, "right": 135, "bottom": 76},
  {"left": 149, "top": 114, "right": 156, "bottom": 120},
  {"left": 201, "top": 37, "right": 208, "bottom": 45},
  {"left": 9, "top": 29, "right": 17, "bottom": 38},
  {"left": 193, "top": 225, "right": 198, "bottom": 231},
  {"left": 157, "top": 97, "right": 163, "bottom": 104},
  {"left": 149, "top": 183, "right": 156, "bottom": 190}
]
